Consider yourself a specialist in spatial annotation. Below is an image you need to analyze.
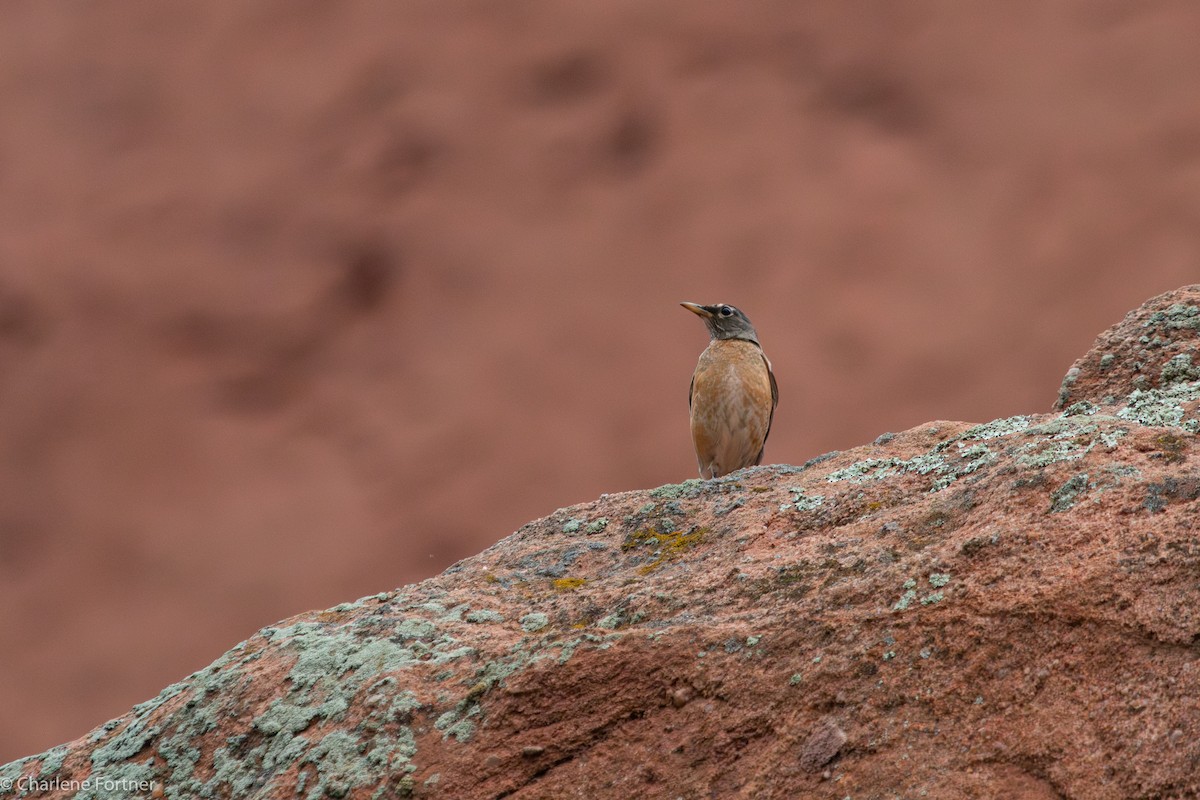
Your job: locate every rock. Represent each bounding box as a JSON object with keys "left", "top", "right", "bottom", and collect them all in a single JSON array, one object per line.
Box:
[
  {"left": 6, "top": 290, "right": 1200, "bottom": 799},
  {"left": 797, "top": 718, "right": 847, "bottom": 773},
  {"left": 9, "top": 3, "right": 1200, "bottom": 762},
  {"left": 1055, "top": 284, "right": 1200, "bottom": 410}
]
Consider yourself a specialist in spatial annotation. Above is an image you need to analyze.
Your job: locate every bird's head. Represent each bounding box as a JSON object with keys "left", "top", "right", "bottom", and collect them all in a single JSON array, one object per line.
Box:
[{"left": 680, "top": 302, "right": 761, "bottom": 344}]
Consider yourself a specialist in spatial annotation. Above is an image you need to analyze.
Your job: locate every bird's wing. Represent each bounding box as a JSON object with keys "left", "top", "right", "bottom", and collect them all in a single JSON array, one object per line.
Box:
[
  {"left": 762, "top": 351, "right": 778, "bottom": 440},
  {"left": 688, "top": 373, "right": 695, "bottom": 410},
  {"left": 751, "top": 350, "right": 779, "bottom": 467}
]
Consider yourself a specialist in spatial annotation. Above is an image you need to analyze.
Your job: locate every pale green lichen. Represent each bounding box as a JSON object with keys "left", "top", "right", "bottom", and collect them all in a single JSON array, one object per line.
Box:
[
  {"left": 956, "top": 443, "right": 995, "bottom": 475},
  {"left": 434, "top": 706, "right": 479, "bottom": 742},
  {"left": 596, "top": 613, "right": 623, "bottom": 630},
  {"left": 301, "top": 730, "right": 377, "bottom": 799},
  {"left": 91, "top": 703, "right": 167, "bottom": 766},
  {"left": 366, "top": 730, "right": 417, "bottom": 773},
  {"left": 1062, "top": 401, "right": 1097, "bottom": 417},
  {"left": 520, "top": 613, "right": 549, "bottom": 632},
  {"left": 1099, "top": 428, "right": 1128, "bottom": 449},
  {"left": 585, "top": 518, "right": 609, "bottom": 534},
  {"left": 0, "top": 759, "right": 28, "bottom": 788},
  {"left": 275, "top": 623, "right": 423, "bottom": 694},
  {"left": 561, "top": 518, "right": 583, "bottom": 533},
  {"left": 1161, "top": 353, "right": 1200, "bottom": 385},
  {"left": 1117, "top": 383, "right": 1200, "bottom": 430},
  {"left": 1145, "top": 303, "right": 1200, "bottom": 331},
  {"left": 464, "top": 609, "right": 505, "bottom": 624},
  {"left": 1057, "top": 368, "right": 1080, "bottom": 406},
  {"left": 780, "top": 486, "right": 825, "bottom": 512},
  {"left": 959, "top": 415, "right": 1033, "bottom": 440},
  {"left": 1050, "top": 473, "right": 1090, "bottom": 513},
  {"left": 332, "top": 600, "right": 367, "bottom": 613},
  {"left": 36, "top": 746, "right": 67, "bottom": 778},
  {"left": 893, "top": 588, "right": 918, "bottom": 611},
  {"left": 826, "top": 414, "right": 1039, "bottom": 493},
  {"left": 551, "top": 632, "right": 623, "bottom": 664},
  {"left": 1104, "top": 463, "right": 1141, "bottom": 479},
  {"left": 649, "top": 479, "right": 705, "bottom": 499},
  {"left": 1013, "top": 419, "right": 1124, "bottom": 469},
  {"left": 826, "top": 458, "right": 905, "bottom": 484},
  {"left": 2, "top": 605, "right": 486, "bottom": 799},
  {"left": 393, "top": 618, "right": 437, "bottom": 640},
  {"left": 438, "top": 604, "right": 470, "bottom": 623},
  {"left": 199, "top": 615, "right": 467, "bottom": 793},
  {"left": 894, "top": 575, "right": 949, "bottom": 611},
  {"left": 254, "top": 698, "right": 321, "bottom": 736},
  {"left": 77, "top": 761, "right": 159, "bottom": 800}
]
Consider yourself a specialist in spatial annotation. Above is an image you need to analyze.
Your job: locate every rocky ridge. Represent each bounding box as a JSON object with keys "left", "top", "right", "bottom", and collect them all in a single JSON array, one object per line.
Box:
[{"left": 4, "top": 287, "right": 1200, "bottom": 799}]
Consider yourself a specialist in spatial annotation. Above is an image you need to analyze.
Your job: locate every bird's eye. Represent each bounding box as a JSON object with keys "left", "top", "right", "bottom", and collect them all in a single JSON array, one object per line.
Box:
[{"left": 720, "top": 306, "right": 733, "bottom": 317}]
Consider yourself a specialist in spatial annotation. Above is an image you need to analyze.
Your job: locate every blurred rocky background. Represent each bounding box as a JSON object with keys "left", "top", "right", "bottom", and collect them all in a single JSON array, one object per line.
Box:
[{"left": 2, "top": 0, "right": 1199, "bottom": 760}]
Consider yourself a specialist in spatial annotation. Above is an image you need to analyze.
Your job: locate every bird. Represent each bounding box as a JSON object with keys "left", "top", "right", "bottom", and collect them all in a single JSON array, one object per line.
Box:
[{"left": 681, "top": 302, "right": 778, "bottom": 479}]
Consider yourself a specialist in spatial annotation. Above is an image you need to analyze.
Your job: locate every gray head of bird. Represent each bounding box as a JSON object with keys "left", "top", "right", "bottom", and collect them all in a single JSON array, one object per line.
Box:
[{"left": 680, "top": 302, "right": 761, "bottom": 345}]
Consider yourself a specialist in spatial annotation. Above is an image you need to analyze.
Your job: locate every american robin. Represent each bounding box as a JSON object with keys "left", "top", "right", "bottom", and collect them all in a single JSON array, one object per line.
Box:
[{"left": 681, "top": 302, "right": 778, "bottom": 479}]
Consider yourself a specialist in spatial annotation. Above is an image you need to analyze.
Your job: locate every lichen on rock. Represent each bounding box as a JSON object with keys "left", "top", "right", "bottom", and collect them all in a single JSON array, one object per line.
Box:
[{"left": 6, "top": 288, "right": 1200, "bottom": 799}]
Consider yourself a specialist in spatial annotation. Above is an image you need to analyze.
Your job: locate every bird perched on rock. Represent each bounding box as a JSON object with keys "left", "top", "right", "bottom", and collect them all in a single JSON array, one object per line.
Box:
[{"left": 681, "top": 302, "right": 778, "bottom": 479}]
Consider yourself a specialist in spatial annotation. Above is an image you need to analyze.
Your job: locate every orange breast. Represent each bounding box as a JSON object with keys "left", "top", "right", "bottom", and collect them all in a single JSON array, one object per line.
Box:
[{"left": 689, "top": 339, "right": 775, "bottom": 478}]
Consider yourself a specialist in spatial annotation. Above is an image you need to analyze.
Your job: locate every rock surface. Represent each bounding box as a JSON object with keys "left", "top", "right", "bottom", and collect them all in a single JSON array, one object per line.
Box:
[
  {"left": 7, "top": 2, "right": 1200, "bottom": 760},
  {"left": 1056, "top": 284, "right": 1200, "bottom": 413},
  {"left": 5, "top": 287, "right": 1200, "bottom": 799}
]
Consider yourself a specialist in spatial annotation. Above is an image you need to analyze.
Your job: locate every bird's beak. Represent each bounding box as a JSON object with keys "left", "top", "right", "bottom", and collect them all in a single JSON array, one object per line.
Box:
[{"left": 680, "top": 302, "right": 713, "bottom": 318}]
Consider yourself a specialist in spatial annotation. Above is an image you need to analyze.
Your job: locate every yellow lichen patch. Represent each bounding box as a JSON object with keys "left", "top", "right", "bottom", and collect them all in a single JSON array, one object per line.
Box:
[
  {"left": 622, "top": 526, "right": 708, "bottom": 574},
  {"left": 552, "top": 577, "right": 587, "bottom": 592},
  {"left": 483, "top": 573, "right": 500, "bottom": 584},
  {"left": 1154, "top": 432, "right": 1188, "bottom": 464}
]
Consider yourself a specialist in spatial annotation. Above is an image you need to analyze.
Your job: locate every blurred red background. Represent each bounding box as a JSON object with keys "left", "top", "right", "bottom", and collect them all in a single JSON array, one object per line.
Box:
[{"left": 3, "top": 1, "right": 1199, "bottom": 760}]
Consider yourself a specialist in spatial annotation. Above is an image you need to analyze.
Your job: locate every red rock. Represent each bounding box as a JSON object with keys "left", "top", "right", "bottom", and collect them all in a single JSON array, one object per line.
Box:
[
  {"left": 7, "top": 3, "right": 1200, "bottom": 762},
  {"left": 798, "top": 718, "right": 848, "bottom": 773},
  {"left": 5, "top": 289, "right": 1200, "bottom": 799},
  {"left": 1056, "top": 285, "right": 1200, "bottom": 410}
]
